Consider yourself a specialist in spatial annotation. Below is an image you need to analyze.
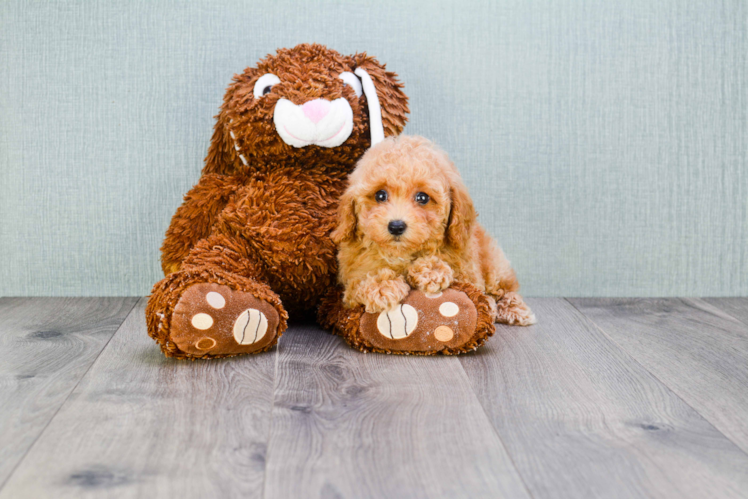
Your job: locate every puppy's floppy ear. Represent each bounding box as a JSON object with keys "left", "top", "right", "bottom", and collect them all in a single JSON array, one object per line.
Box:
[
  {"left": 446, "top": 178, "right": 477, "bottom": 249},
  {"left": 353, "top": 53, "right": 409, "bottom": 145},
  {"left": 331, "top": 190, "right": 358, "bottom": 244}
]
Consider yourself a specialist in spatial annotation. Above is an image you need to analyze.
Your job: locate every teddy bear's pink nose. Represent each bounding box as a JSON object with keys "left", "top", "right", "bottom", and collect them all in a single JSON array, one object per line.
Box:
[{"left": 302, "top": 99, "right": 331, "bottom": 124}]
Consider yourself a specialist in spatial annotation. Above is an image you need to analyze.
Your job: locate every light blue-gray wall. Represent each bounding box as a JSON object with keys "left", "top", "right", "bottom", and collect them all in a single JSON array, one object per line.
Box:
[{"left": 1, "top": 0, "right": 746, "bottom": 297}]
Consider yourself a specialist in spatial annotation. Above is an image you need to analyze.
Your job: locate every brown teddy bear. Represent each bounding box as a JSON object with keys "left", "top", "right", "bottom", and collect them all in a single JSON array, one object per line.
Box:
[{"left": 146, "top": 43, "right": 497, "bottom": 358}]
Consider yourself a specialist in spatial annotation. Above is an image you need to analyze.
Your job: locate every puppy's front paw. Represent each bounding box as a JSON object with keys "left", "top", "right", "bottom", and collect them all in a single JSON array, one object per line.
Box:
[
  {"left": 407, "top": 256, "right": 454, "bottom": 295},
  {"left": 345, "top": 269, "right": 411, "bottom": 313},
  {"left": 362, "top": 278, "right": 411, "bottom": 313}
]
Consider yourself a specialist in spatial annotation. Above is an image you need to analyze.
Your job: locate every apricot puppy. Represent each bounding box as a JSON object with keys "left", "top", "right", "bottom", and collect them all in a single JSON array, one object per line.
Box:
[{"left": 332, "top": 135, "right": 536, "bottom": 326}]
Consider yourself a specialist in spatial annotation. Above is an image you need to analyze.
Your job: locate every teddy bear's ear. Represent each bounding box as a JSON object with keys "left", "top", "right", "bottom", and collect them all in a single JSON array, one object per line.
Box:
[
  {"left": 202, "top": 109, "right": 237, "bottom": 175},
  {"left": 353, "top": 54, "right": 409, "bottom": 145},
  {"left": 202, "top": 71, "right": 257, "bottom": 175},
  {"left": 331, "top": 190, "right": 358, "bottom": 244}
]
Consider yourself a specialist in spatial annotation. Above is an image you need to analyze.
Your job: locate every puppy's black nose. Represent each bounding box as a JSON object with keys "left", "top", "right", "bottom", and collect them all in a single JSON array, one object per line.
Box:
[{"left": 388, "top": 220, "right": 407, "bottom": 236}]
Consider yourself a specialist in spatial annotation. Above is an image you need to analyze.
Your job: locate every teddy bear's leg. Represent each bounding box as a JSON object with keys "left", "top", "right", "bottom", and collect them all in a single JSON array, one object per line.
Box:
[
  {"left": 146, "top": 235, "right": 288, "bottom": 359},
  {"left": 318, "top": 282, "right": 496, "bottom": 355}
]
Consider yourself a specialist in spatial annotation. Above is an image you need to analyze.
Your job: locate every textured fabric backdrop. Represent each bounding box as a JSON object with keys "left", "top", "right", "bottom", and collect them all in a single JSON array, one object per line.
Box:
[{"left": 1, "top": 0, "right": 745, "bottom": 297}]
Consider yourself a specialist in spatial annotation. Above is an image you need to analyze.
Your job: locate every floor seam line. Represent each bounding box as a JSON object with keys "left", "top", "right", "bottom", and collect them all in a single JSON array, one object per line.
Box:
[
  {"left": 455, "top": 357, "right": 535, "bottom": 499},
  {"left": 0, "top": 297, "right": 139, "bottom": 494},
  {"left": 260, "top": 329, "right": 281, "bottom": 499},
  {"left": 564, "top": 297, "right": 748, "bottom": 458},
  {"left": 690, "top": 298, "right": 748, "bottom": 329}
]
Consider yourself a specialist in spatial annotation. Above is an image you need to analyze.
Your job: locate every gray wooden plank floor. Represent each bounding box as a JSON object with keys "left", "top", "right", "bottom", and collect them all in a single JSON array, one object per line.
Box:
[
  {"left": 1, "top": 298, "right": 276, "bottom": 498},
  {"left": 264, "top": 323, "right": 527, "bottom": 498},
  {"left": 703, "top": 298, "right": 748, "bottom": 326},
  {"left": 0, "top": 297, "right": 747, "bottom": 498},
  {"left": 570, "top": 298, "right": 748, "bottom": 456},
  {"left": 462, "top": 299, "right": 748, "bottom": 498},
  {"left": 0, "top": 297, "right": 137, "bottom": 489}
]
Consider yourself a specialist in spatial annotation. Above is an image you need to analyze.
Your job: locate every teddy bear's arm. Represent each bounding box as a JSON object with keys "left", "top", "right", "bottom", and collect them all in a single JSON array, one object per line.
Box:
[{"left": 160, "top": 173, "right": 238, "bottom": 275}]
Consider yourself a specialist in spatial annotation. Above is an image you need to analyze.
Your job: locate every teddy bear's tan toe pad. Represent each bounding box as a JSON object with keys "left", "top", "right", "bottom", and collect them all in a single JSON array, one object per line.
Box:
[
  {"left": 359, "top": 288, "right": 480, "bottom": 354},
  {"left": 171, "top": 283, "right": 280, "bottom": 357}
]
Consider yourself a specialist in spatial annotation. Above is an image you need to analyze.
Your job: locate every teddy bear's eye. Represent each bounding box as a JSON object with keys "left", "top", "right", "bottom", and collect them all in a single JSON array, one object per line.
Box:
[
  {"left": 253, "top": 73, "right": 281, "bottom": 99},
  {"left": 375, "top": 190, "right": 388, "bottom": 203},
  {"left": 338, "top": 72, "right": 363, "bottom": 98},
  {"left": 415, "top": 192, "right": 430, "bottom": 205}
]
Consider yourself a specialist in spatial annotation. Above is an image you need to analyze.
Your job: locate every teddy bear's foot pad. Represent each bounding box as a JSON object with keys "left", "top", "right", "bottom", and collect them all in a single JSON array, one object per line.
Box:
[
  {"left": 170, "top": 283, "right": 280, "bottom": 356},
  {"left": 359, "top": 288, "right": 480, "bottom": 354}
]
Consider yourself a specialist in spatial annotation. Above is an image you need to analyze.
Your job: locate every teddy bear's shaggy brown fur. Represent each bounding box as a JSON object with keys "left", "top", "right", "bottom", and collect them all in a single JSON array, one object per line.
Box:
[{"left": 146, "top": 44, "right": 409, "bottom": 358}]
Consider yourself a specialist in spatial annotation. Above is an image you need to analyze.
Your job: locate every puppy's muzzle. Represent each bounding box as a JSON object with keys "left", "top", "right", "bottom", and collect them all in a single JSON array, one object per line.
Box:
[{"left": 388, "top": 220, "right": 407, "bottom": 236}]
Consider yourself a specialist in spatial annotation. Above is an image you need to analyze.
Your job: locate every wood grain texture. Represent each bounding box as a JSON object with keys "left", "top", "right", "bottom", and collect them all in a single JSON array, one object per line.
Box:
[
  {"left": 0, "top": 298, "right": 277, "bottom": 498},
  {"left": 263, "top": 323, "right": 529, "bottom": 499},
  {"left": 5, "top": 297, "right": 748, "bottom": 498},
  {"left": 462, "top": 298, "right": 748, "bottom": 498},
  {"left": 570, "top": 297, "right": 748, "bottom": 457},
  {"left": 0, "top": 297, "right": 137, "bottom": 489},
  {"left": 703, "top": 298, "right": 748, "bottom": 326}
]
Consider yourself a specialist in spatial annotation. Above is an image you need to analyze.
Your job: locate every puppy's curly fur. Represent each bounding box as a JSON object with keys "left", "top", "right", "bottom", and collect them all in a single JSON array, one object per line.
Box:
[{"left": 332, "top": 135, "right": 536, "bottom": 326}]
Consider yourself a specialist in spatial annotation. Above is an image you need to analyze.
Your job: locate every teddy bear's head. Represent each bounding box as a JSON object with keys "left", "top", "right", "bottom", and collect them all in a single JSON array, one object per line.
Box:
[{"left": 203, "top": 44, "right": 409, "bottom": 174}]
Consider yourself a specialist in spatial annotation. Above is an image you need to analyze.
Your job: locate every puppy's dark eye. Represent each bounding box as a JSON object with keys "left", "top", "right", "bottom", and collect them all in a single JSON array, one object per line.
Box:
[
  {"left": 375, "top": 190, "right": 388, "bottom": 203},
  {"left": 415, "top": 192, "right": 430, "bottom": 205},
  {"left": 262, "top": 86, "right": 272, "bottom": 95}
]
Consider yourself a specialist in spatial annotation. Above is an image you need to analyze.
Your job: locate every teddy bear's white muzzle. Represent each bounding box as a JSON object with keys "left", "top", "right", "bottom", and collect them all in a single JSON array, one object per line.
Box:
[{"left": 274, "top": 97, "right": 354, "bottom": 148}]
